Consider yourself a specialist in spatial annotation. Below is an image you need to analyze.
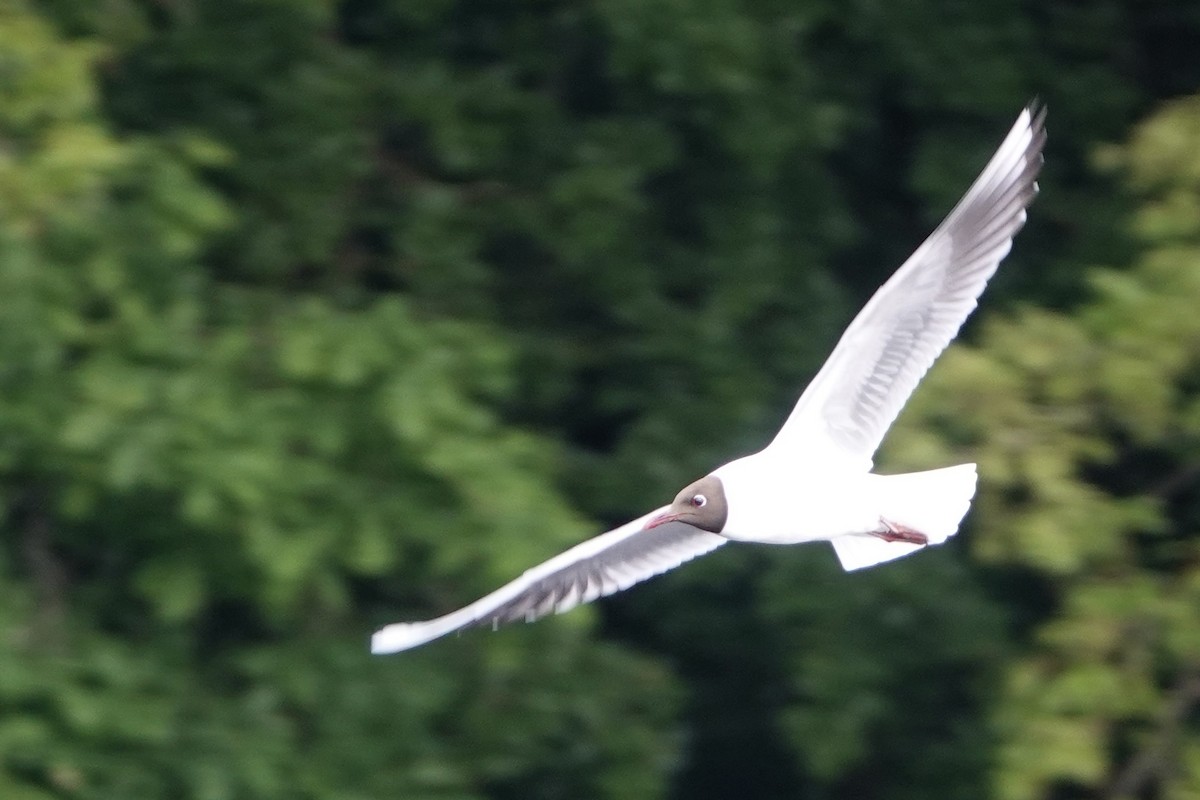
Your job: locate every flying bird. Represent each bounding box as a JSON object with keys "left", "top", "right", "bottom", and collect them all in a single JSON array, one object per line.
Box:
[{"left": 372, "top": 103, "right": 1046, "bottom": 654}]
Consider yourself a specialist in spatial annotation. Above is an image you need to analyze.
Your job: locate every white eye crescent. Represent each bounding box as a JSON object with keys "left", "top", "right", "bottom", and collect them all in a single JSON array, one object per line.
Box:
[{"left": 690, "top": 494, "right": 707, "bottom": 508}]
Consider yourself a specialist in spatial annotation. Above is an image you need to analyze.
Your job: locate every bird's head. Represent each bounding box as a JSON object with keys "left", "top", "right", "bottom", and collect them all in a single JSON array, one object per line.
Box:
[{"left": 645, "top": 475, "right": 729, "bottom": 533}]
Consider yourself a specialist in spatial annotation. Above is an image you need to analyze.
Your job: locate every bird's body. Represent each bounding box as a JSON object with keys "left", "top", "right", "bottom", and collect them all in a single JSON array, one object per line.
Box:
[
  {"left": 714, "top": 450, "right": 976, "bottom": 573},
  {"left": 372, "top": 103, "right": 1047, "bottom": 655},
  {"left": 713, "top": 451, "right": 877, "bottom": 544}
]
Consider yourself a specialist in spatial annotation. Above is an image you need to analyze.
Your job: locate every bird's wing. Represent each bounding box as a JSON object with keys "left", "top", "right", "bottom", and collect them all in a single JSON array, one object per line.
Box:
[
  {"left": 769, "top": 103, "right": 1046, "bottom": 467},
  {"left": 371, "top": 509, "right": 726, "bottom": 654}
]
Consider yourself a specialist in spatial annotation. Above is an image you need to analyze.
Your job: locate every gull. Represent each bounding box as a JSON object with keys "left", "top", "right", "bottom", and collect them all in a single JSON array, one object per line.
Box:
[{"left": 372, "top": 103, "right": 1046, "bottom": 654}]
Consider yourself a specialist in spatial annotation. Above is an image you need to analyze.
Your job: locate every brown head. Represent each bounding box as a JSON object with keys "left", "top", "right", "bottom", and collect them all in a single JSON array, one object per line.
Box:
[{"left": 645, "top": 475, "right": 729, "bottom": 533}]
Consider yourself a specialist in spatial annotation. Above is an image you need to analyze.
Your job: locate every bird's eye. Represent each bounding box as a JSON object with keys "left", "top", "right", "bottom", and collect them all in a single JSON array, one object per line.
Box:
[{"left": 690, "top": 494, "right": 707, "bottom": 508}]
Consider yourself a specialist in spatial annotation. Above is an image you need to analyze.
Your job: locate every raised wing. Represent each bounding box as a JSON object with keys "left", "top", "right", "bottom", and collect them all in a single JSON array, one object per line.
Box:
[
  {"left": 371, "top": 509, "right": 726, "bottom": 653},
  {"left": 770, "top": 103, "right": 1046, "bottom": 466}
]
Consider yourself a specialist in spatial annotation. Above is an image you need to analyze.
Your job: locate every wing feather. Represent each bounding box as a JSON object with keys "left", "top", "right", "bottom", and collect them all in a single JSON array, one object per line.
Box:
[
  {"left": 371, "top": 509, "right": 726, "bottom": 654},
  {"left": 770, "top": 103, "right": 1046, "bottom": 464}
]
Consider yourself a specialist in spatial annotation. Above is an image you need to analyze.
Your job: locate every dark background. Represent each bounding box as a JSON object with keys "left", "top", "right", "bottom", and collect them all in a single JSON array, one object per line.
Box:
[{"left": 1, "top": 0, "right": 1199, "bottom": 797}]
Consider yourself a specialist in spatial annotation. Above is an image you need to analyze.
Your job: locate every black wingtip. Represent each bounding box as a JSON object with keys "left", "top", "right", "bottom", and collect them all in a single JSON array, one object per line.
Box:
[
  {"left": 1026, "top": 98, "right": 1048, "bottom": 136},
  {"left": 1020, "top": 99, "right": 1048, "bottom": 182}
]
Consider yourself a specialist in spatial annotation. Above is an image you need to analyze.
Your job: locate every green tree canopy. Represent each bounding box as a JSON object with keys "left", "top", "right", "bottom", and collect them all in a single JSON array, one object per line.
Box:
[
  {"left": 887, "top": 96, "right": 1200, "bottom": 800},
  {"left": 2, "top": 0, "right": 1199, "bottom": 798}
]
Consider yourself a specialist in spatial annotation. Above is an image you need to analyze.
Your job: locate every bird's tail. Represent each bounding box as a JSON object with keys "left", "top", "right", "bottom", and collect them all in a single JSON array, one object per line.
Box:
[{"left": 830, "top": 463, "right": 977, "bottom": 571}]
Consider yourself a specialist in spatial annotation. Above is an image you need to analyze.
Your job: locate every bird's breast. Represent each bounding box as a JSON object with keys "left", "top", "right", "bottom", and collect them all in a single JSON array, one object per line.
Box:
[{"left": 714, "top": 455, "right": 878, "bottom": 544}]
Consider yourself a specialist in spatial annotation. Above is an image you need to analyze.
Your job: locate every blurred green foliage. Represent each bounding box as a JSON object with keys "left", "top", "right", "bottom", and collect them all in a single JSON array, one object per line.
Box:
[
  {"left": 887, "top": 95, "right": 1200, "bottom": 800},
  {"left": 0, "top": 0, "right": 1198, "bottom": 797}
]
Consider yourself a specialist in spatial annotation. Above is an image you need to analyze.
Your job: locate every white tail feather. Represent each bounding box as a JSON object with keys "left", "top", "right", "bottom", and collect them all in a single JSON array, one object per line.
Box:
[{"left": 830, "top": 463, "right": 977, "bottom": 571}]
